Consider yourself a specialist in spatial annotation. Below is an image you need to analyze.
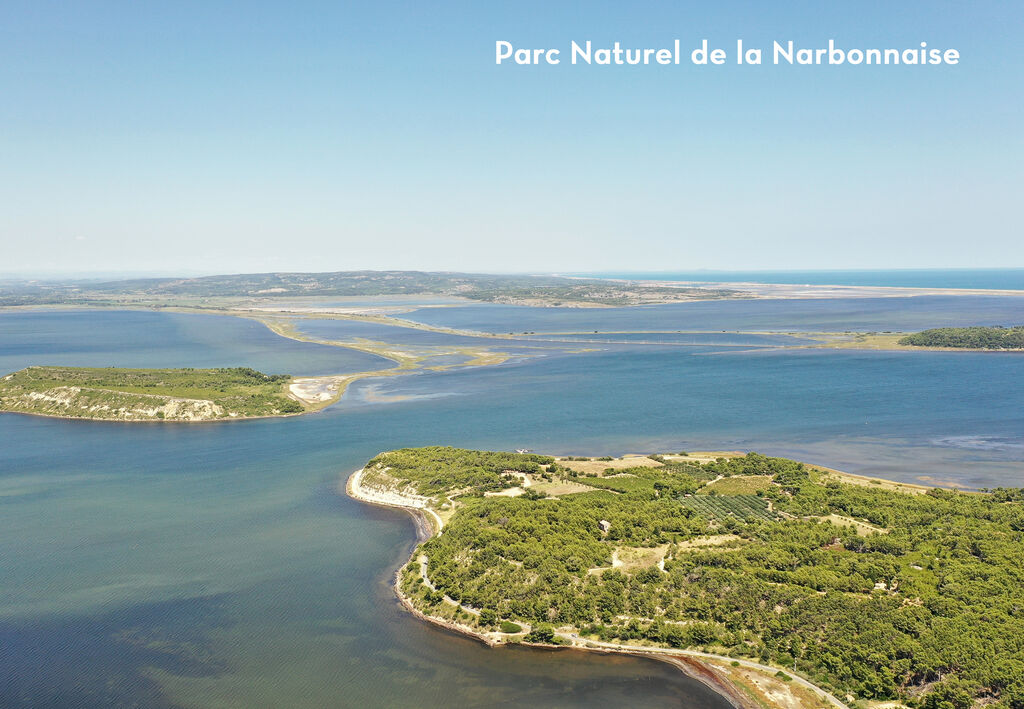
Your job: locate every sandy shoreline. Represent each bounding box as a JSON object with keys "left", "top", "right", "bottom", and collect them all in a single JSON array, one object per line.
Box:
[{"left": 344, "top": 466, "right": 850, "bottom": 709}]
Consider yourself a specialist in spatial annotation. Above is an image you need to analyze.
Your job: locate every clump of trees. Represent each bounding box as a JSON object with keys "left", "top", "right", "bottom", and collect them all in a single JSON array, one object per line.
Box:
[
  {"left": 366, "top": 446, "right": 554, "bottom": 496},
  {"left": 219, "top": 367, "right": 291, "bottom": 383},
  {"left": 899, "top": 326, "right": 1024, "bottom": 349}
]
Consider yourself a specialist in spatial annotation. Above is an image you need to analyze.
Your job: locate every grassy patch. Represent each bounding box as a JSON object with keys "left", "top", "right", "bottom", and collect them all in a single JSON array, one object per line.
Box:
[
  {"left": 702, "top": 475, "right": 773, "bottom": 495},
  {"left": 613, "top": 544, "right": 670, "bottom": 571}
]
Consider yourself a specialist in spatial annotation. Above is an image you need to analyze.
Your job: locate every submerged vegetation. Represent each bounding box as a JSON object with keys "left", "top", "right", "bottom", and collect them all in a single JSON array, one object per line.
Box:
[
  {"left": 898, "top": 326, "right": 1024, "bottom": 349},
  {"left": 366, "top": 447, "right": 1024, "bottom": 709},
  {"left": 0, "top": 366, "right": 306, "bottom": 421}
]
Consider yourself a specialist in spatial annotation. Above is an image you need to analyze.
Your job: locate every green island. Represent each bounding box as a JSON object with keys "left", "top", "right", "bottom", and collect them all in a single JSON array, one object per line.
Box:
[
  {"left": 898, "top": 326, "right": 1024, "bottom": 350},
  {"left": 0, "top": 366, "right": 324, "bottom": 421},
  {"left": 349, "top": 446, "right": 1024, "bottom": 709}
]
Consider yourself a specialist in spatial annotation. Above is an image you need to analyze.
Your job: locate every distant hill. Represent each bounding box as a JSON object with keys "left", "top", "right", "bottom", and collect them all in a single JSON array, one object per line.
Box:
[{"left": 0, "top": 270, "right": 738, "bottom": 307}]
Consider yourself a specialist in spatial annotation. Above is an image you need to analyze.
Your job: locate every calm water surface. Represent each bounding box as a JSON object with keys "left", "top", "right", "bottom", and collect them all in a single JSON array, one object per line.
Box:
[
  {"left": 0, "top": 310, "right": 393, "bottom": 374},
  {"left": 400, "top": 296, "right": 1024, "bottom": 334},
  {"left": 1, "top": 304, "right": 1022, "bottom": 707},
  {"left": 581, "top": 269, "right": 1024, "bottom": 291}
]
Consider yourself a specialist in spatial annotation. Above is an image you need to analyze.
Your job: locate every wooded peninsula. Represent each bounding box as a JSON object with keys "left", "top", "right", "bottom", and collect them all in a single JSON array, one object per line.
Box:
[
  {"left": 352, "top": 447, "right": 1024, "bottom": 709},
  {"left": 0, "top": 366, "right": 318, "bottom": 421}
]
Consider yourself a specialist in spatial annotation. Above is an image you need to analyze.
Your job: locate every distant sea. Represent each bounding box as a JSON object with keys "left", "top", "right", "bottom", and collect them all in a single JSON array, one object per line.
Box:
[{"left": 578, "top": 269, "right": 1024, "bottom": 291}]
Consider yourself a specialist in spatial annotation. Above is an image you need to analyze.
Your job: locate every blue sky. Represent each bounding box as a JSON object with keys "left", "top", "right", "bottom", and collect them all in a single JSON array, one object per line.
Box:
[{"left": 1, "top": 1, "right": 1021, "bottom": 275}]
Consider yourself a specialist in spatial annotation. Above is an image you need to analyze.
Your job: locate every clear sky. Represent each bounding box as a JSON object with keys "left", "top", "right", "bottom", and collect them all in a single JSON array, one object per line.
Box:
[{"left": 1, "top": 1, "right": 1021, "bottom": 275}]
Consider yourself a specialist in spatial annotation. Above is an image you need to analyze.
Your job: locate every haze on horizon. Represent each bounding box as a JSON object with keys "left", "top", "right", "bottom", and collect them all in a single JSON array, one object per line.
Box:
[{"left": 1, "top": 1, "right": 1021, "bottom": 275}]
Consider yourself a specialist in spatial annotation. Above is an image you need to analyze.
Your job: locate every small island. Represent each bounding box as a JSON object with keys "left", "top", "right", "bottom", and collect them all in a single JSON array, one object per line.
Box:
[
  {"left": 349, "top": 446, "right": 1024, "bottom": 709},
  {"left": 0, "top": 365, "right": 338, "bottom": 421},
  {"left": 898, "top": 326, "right": 1024, "bottom": 350}
]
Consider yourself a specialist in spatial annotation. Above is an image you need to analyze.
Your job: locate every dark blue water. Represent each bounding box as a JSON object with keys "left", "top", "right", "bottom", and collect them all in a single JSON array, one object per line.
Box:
[
  {"left": 581, "top": 269, "right": 1024, "bottom": 291},
  {"left": 0, "top": 309, "right": 733, "bottom": 709},
  {"left": 2, "top": 306, "right": 1022, "bottom": 707},
  {"left": 399, "top": 296, "right": 1024, "bottom": 334},
  {"left": 0, "top": 310, "right": 393, "bottom": 375},
  {"left": 347, "top": 345, "right": 1024, "bottom": 487}
]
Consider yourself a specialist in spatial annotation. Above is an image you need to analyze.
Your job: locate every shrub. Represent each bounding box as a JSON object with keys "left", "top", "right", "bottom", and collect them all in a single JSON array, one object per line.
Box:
[{"left": 526, "top": 623, "right": 555, "bottom": 643}]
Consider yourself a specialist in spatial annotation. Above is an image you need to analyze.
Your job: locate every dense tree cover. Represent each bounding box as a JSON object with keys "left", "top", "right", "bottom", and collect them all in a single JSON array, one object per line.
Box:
[
  {"left": 0, "top": 365, "right": 304, "bottom": 419},
  {"left": 365, "top": 447, "right": 554, "bottom": 496},
  {"left": 388, "top": 448, "right": 1024, "bottom": 708},
  {"left": 899, "top": 326, "right": 1024, "bottom": 349},
  {"left": 225, "top": 367, "right": 291, "bottom": 383}
]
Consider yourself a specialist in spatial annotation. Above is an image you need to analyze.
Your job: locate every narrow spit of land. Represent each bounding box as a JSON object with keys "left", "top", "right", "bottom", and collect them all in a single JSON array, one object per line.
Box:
[
  {"left": 249, "top": 309, "right": 1024, "bottom": 354},
  {"left": 8, "top": 292, "right": 1022, "bottom": 356},
  {"left": 348, "top": 447, "right": 1024, "bottom": 709},
  {"left": 5, "top": 309, "right": 1018, "bottom": 423}
]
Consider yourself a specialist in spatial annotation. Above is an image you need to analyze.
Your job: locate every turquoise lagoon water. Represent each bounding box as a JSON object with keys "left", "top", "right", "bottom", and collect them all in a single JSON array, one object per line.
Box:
[{"left": 2, "top": 303, "right": 1022, "bottom": 707}]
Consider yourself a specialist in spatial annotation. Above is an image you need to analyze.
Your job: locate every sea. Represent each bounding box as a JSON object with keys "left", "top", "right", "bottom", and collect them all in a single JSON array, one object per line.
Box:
[{"left": 1, "top": 291, "right": 1022, "bottom": 707}]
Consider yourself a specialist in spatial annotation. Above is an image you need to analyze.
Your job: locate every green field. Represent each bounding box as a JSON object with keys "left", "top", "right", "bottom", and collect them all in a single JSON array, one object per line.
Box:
[
  {"left": 0, "top": 366, "right": 306, "bottom": 421},
  {"left": 700, "top": 474, "right": 774, "bottom": 495},
  {"left": 679, "top": 493, "right": 777, "bottom": 522}
]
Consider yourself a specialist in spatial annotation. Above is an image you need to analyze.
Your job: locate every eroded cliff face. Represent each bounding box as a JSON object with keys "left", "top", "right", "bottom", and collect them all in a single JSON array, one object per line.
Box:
[{"left": 1, "top": 384, "right": 227, "bottom": 421}]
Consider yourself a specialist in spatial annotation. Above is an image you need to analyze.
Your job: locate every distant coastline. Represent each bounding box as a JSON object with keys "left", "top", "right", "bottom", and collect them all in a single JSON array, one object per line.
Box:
[{"left": 5, "top": 269, "right": 1024, "bottom": 315}]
